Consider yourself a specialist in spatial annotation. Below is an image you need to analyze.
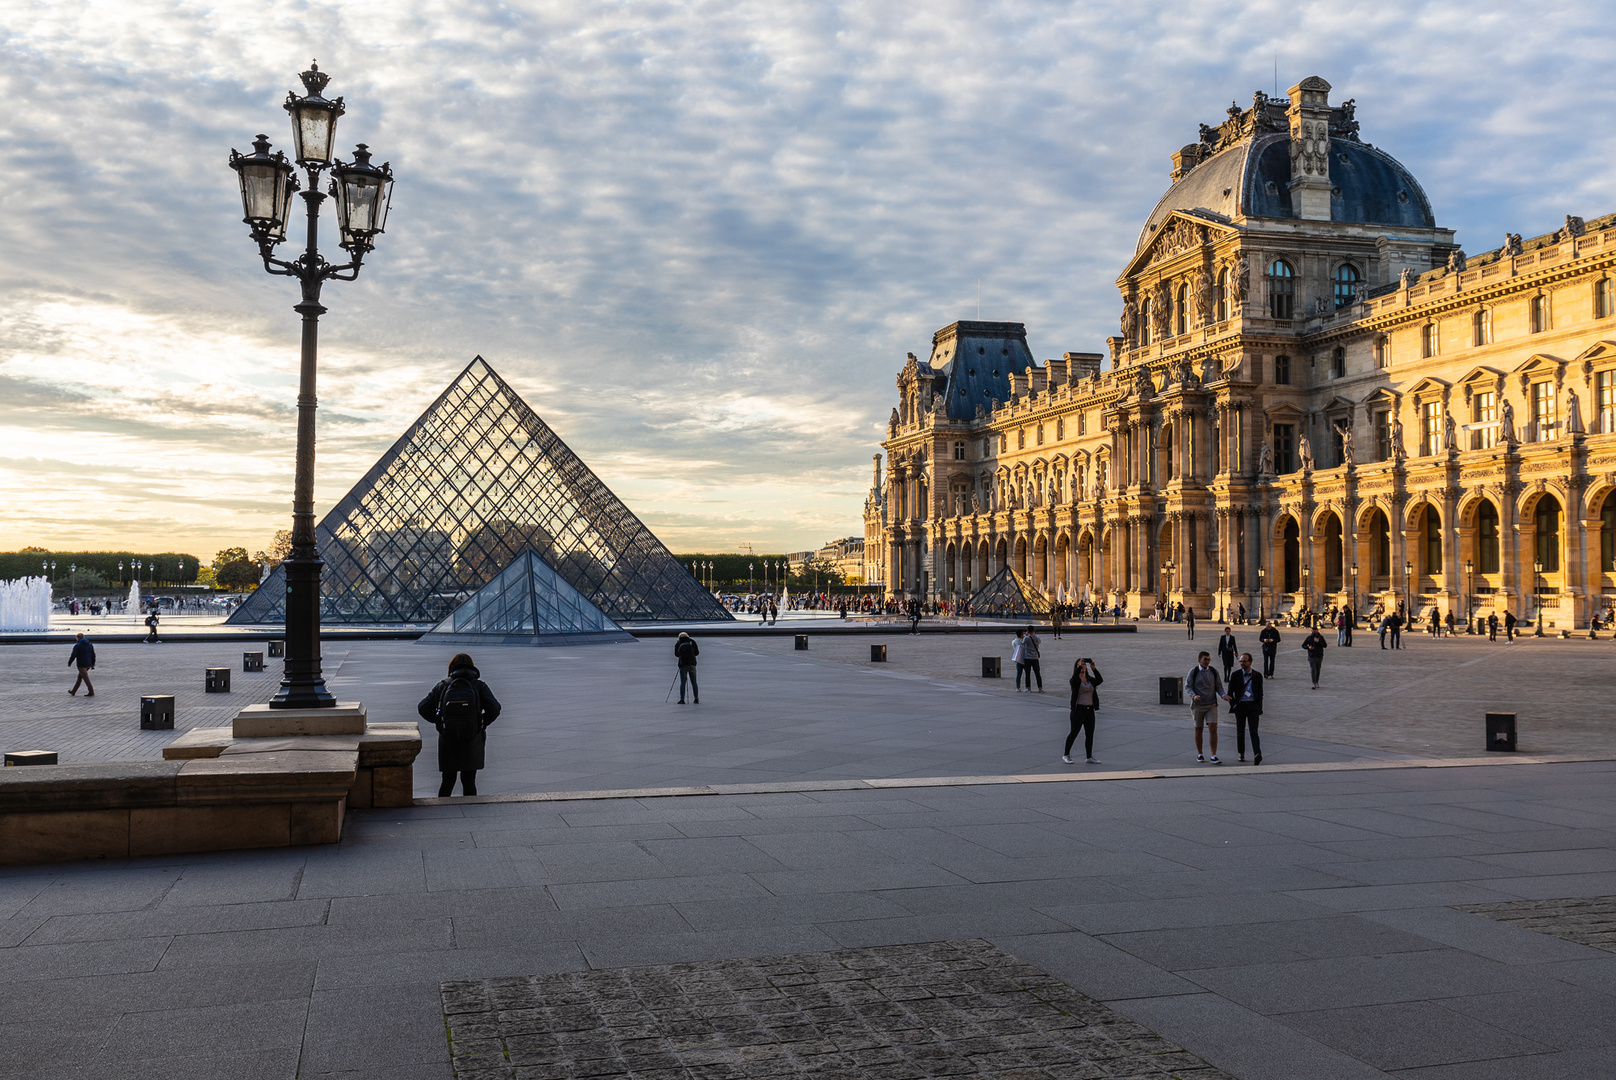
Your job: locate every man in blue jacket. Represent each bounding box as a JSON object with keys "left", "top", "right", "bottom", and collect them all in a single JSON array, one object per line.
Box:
[{"left": 68, "top": 633, "right": 95, "bottom": 696}]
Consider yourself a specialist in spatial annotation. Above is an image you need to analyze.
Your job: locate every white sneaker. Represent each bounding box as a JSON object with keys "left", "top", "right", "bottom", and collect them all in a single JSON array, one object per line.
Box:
[
  {"left": 1086, "top": 757, "right": 1101, "bottom": 764},
  {"left": 1196, "top": 754, "right": 1205, "bottom": 762},
  {"left": 1210, "top": 755, "right": 1221, "bottom": 764},
  {"left": 1062, "top": 755, "right": 1073, "bottom": 763}
]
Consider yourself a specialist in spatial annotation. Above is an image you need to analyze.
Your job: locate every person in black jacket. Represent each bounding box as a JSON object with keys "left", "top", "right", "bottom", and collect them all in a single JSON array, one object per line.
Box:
[
  {"left": 1303, "top": 627, "right": 1328, "bottom": 688},
  {"left": 675, "top": 632, "right": 699, "bottom": 704},
  {"left": 67, "top": 633, "right": 95, "bottom": 696},
  {"left": 1258, "top": 620, "right": 1281, "bottom": 677},
  {"left": 1063, "top": 658, "right": 1104, "bottom": 764},
  {"left": 1216, "top": 627, "right": 1238, "bottom": 681},
  {"left": 1225, "top": 652, "right": 1264, "bottom": 764},
  {"left": 417, "top": 653, "right": 502, "bottom": 797}
]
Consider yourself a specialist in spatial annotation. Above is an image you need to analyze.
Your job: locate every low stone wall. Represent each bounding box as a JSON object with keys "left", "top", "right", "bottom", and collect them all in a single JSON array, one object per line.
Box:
[{"left": 0, "top": 723, "right": 421, "bottom": 865}]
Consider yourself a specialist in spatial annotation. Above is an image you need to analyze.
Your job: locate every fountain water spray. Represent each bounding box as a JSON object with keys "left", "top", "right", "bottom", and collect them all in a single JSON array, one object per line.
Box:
[
  {"left": 0, "top": 577, "right": 53, "bottom": 632},
  {"left": 128, "top": 579, "right": 141, "bottom": 621}
]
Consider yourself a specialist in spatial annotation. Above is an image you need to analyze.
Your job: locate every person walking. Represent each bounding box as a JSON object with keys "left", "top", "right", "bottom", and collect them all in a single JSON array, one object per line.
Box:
[
  {"left": 1186, "top": 650, "right": 1223, "bottom": 763},
  {"left": 1216, "top": 626, "right": 1238, "bottom": 683},
  {"left": 1504, "top": 610, "right": 1517, "bottom": 642},
  {"left": 1023, "top": 627, "right": 1044, "bottom": 692},
  {"left": 1488, "top": 612, "right": 1499, "bottom": 641},
  {"left": 67, "top": 632, "right": 95, "bottom": 696},
  {"left": 908, "top": 600, "right": 921, "bottom": 636},
  {"left": 1303, "top": 626, "right": 1328, "bottom": 688},
  {"left": 1011, "top": 630, "right": 1030, "bottom": 692},
  {"left": 417, "top": 652, "right": 502, "bottom": 797},
  {"left": 1335, "top": 610, "right": 1347, "bottom": 646},
  {"left": 1389, "top": 611, "right": 1403, "bottom": 650},
  {"left": 1429, "top": 605, "right": 1442, "bottom": 637},
  {"left": 1050, "top": 605, "right": 1063, "bottom": 641},
  {"left": 1258, "top": 620, "right": 1281, "bottom": 678},
  {"left": 143, "top": 607, "right": 161, "bottom": 644},
  {"left": 674, "top": 631, "right": 700, "bottom": 704},
  {"left": 1445, "top": 610, "right": 1456, "bottom": 637},
  {"left": 1063, "top": 657, "right": 1103, "bottom": 764},
  {"left": 1185, "top": 606, "right": 1196, "bottom": 640},
  {"left": 1378, "top": 613, "right": 1390, "bottom": 649},
  {"left": 1225, "top": 652, "right": 1263, "bottom": 764}
]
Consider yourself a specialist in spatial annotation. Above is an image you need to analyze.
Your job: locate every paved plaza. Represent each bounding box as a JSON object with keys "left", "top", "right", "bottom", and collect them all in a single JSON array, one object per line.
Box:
[{"left": 1, "top": 623, "right": 1615, "bottom": 1077}]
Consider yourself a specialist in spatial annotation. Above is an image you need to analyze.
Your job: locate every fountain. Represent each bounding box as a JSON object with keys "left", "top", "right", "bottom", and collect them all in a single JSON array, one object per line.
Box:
[
  {"left": 0, "top": 577, "right": 53, "bottom": 631},
  {"left": 128, "top": 579, "right": 141, "bottom": 621}
]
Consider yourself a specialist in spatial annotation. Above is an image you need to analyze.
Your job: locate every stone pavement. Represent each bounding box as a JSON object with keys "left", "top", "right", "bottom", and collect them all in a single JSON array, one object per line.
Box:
[{"left": 6, "top": 761, "right": 1616, "bottom": 1077}]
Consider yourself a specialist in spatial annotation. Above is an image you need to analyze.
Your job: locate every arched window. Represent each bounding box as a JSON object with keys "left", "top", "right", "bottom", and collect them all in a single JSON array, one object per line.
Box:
[
  {"left": 1332, "top": 347, "right": 1346, "bottom": 379},
  {"left": 1138, "top": 298, "right": 1152, "bottom": 347},
  {"left": 1161, "top": 424, "right": 1174, "bottom": 479},
  {"left": 1421, "top": 323, "right": 1437, "bottom": 358},
  {"left": 1333, "top": 263, "right": 1360, "bottom": 309},
  {"left": 1268, "top": 260, "right": 1295, "bottom": 320},
  {"left": 1602, "top": 495, "right": 1615, "bottom": 572},
  {"left": 1216, "top": 269, "right": 1229, "bottom": 322},
  {"left": 1176, "top": 284, "right": 1189, "bottom": 335},
  {"left": 1282, "top": 518, "right": 1300, "bottom": 592},
  {"left": 1477, "top": 501, "right": 1500, "bottom": 574},
  {"left": 1372, "top": 509, "right": 1391, "bottom": 575},
  {"left": 1536, "top": 496, "right": 1561, "bottom": 573},
  {"left": 1598, "top": 278, "right": 1614, "bottom": 319},
  {"left": 1473, "top": 308, "right": 1492, "bottom": 346},
  {"left": 1530, "top": 294, "right": 1548, "bottom": 334}
]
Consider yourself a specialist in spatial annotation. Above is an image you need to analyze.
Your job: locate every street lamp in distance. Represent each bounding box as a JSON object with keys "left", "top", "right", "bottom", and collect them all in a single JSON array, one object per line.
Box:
[
  {"left": 1464, "top": 558, "right": 1474, "bottom": 633},
  {"left": 1350, "top": 562, "right": 1358, "bottom": 625},
  {"left": 1256, "top": 565, "right": 1265, "bottom": 621},
  {"left": 1403, "top": 560, "right": 1413, "bottom": 621},
  {"left": 1533, "top": 558, "right": 1545, "bottom": 637},
  {"left": 1302, "top": 565, "right": 1312, "bottom": 627}
]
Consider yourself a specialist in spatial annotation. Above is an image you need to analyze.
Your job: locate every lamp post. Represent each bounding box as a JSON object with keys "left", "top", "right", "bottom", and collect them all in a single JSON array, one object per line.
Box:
[
  {"left": 230, "top": 62, "right": 394, "bottom": 710},
  {"left": 118, "top": 561, "right": 124, "bottom": 587},
  {"left": 749, "top": 562, "right": 754, "bottom": 596},
  {"left": 1257, "top": 565, "right": 1266, "bottom": 621},
  {"left": 1350, "top": 562, "right": 1358, "bottom": 626},
  {"left": 1161, "top": 560, "right": 1174, "bottom": 607},
  {"left": 69, "top": 563, "right": 76, "bottom": 599},
  {"left": 1403, "top": 560, "right": 1413, "bottom": 622},
  {"left": 1302, "top": 565, "right": 1312, "bottom": 627},
  {"left": 1465, "top": 558, "right": 1475, "bottom": 633},
  {"left": 1534, "top": 558, "right": 1545, "bottom": 637}
]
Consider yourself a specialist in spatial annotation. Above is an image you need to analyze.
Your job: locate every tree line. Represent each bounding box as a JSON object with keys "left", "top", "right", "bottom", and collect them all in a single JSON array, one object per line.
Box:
[
  {"left": 0, "top": 549, "right": 200, "bottom": 590},
  {"left": 674, "top": 552, "right": 845, "bottom": 591}
]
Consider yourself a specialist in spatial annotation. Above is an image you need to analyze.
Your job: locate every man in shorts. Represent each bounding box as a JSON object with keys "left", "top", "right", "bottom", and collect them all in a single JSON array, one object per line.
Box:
[{"left": 1186, "top": 650, "right": 1223, "bottom": 763}]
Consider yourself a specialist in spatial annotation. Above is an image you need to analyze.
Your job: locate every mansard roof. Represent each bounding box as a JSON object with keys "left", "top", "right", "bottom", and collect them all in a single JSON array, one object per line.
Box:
[
  {"left": 929, "top": 321, "right": 1037, "bottom": 421},
  {"left": 1136, "top": 85, "right": 1436, "bottom": 251}
]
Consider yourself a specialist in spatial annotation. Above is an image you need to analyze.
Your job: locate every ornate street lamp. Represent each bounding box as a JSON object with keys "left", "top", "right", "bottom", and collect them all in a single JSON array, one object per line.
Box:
[
  {"left": 1404, "top": 560, "right": 1413, "bottom": 622},
  {"left": 1534, "top": 558, "right": 1545, "bottom": 637},
  {"left": 1465, "top": 558, "right": 1475, "bottom": 633},
  {"left": 230, "top": 62, "right": 394, "bottom": 710},
  {"left": 69, "top": 563, "right": 76, "bottom": 599},
  {"left": 1257, "top": 565, "right": 1265, "bottom": 621},
  {"left": 1350, "top": 562, "right": 1359, "bottom": 625},
  {"left": 1302, "top": 565, "right": 1312, "bottom": 626}
]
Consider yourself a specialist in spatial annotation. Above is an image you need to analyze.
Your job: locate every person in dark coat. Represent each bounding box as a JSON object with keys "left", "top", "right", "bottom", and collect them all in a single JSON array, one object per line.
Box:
[
  {"left": 417, "top": 653, "right": 502, "bottom": 797},
  {"left": 1063, "top": 658, "right": 1104, "bottom": 764},
  {"left": 1224, "top": 652, "right": 1263, "bottom": 764},
  {"left": 1302, "top": 627, "right": 1328, "bottom": 688},
  {"left": 675, "top": 632, "right": 699, "bottom": 704},
  {"left": 1216, "top": 627, "right": 1238, "bottom": 682},
  {"left": 67, "top": 633, "right": 95, "bottom": 696},
  {"left": 1258, "top": 620, "right": 1281, "bottom": 676}
]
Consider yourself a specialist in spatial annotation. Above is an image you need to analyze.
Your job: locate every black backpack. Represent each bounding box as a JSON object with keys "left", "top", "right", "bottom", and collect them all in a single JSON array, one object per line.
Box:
[{"left": 436, "top": 676, "right": 482, "bottom": 743}]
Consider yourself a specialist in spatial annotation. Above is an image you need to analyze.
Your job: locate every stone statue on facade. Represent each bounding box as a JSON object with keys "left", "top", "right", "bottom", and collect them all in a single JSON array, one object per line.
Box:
[
  {"left": 1390, "top": 415, "right": 1408, "bottom": 461},
  {"left": 1049, "top": 477, "right": 1060, "bottom": 506},
  {"left": 1563, "top": 215, "right": 1585, "bottom": 242},
  {"left": 1502, "top": 233, "right": 1523, "bottom": 257},
  {"left": 1444, "top": 411, "right": 1457, "bottom": 451},
  {"left": 1446, "top": 249, "right": 1467, "bottom": 274},
  {"left": 1135, "top": 366, "right": 1156, "bottom": 399},
  {"left": 1231, "top": 255, "right": 1249, "bottom": 304},
  {"left": 1194, "top": 268, "right": 1215, "bottom": 325},
  {"left": 1257, "top": 441, "right": 1273, "bottom": 477},
  {"left": 1120, "top": 298, "right": 1138, "bottom": 339},
  {"left": 1399, "top": 268, "right": 1414, "bottom": 290},
  {"left": 1151, "top": 280, "right": 1173, "bottom": 339},
  {"left": 1333, "top": 419, "right": 1354, "bottom": 467},
  {"left": 1500, "top": 399, "right": 1518, "bottom": 445},
  {"left": 1298, "top": 436, "right": 1315, "bottom": 472},
  {"left": 888, "top": 408, "right": 899, "bottom": 438},
  {"left": 1567, "top": 389, "right": 1584, "bottom": 434},
  {"left": 1096, "top": 460, "right": 1108, "bottom": 497}
]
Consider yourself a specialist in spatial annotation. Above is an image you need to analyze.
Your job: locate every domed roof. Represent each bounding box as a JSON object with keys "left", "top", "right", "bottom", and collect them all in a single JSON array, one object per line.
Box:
[{"left": 1136, "top": 109, "right": 1436, "bottom": 250}]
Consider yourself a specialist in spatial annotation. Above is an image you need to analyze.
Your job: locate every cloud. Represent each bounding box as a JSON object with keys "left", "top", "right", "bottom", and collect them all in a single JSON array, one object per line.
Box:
[{"left": 2, "top": 0, "right": 1614, "bottom": 555}]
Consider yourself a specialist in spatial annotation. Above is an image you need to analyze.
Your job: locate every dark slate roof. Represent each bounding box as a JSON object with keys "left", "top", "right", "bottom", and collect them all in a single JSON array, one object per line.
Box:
[
  {"left": 930, "top": 321, "right": 1037, "bottom": 421},
  {"left": 1139, "top": 133, "right": 1434, "bottom": 250}
]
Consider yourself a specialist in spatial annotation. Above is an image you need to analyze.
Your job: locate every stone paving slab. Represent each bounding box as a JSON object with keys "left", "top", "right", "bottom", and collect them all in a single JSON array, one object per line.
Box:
[
  {"left": 440, "top": 938, "right": 1234, "bottom": 1079},
  {"left": 1457, "top": 896, "right": 1616, "bottom": 953}
]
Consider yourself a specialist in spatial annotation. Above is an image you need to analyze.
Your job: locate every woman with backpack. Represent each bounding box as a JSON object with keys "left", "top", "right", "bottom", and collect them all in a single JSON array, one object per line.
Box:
[{"left": 417, "top": 653, "right": 502, "bottom": 797}]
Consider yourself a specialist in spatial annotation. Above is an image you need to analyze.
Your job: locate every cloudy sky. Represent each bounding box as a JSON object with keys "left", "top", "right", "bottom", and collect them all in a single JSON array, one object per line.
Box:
[{"left": 2, "top": 0, "right": 1613, "bottom": 560}]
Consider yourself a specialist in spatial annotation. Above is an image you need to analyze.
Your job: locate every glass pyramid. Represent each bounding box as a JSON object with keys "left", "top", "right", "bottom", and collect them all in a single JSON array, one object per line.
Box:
[
  {"left": 228, "top": 357, "right": 732, "bottom": 626},
  {"left": 426, "top": 550, "right": 634, "bottom": 645},
  {"left": 966, "top": 566, "right": 1051, "bottom": 617}
]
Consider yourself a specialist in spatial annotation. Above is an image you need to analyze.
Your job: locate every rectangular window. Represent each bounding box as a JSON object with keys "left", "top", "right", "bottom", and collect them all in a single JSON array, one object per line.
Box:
[
  {"left": 1532, "top": 381, "right": 1557, "bottom": 441},
  {"left": 1078, "top": 411, "right": 1087, "bottom": 436},
  {"left": 1472, "top": 391, "right": 1496, "bottom": 450},
  {"left": 1374, "top": 411, "right": 1391, "bottom": 461},
  {"left": 1421, "top": 401, "right": 1442, "bottom": 456},
  {"left": 1599, "top": 371, "right": 1616, "bottom": 435},
  {"left": 1530, "top": 295, "right": 1548, "bottom": 333},
  {"left": 1273, "top": 424, "right": 1295, "bottom": 474},
  {"left": 1421, "top": 324, "right": 1436, "bottom": 358},
  {"left": 953, "top": 441, "right": 966, "bottom": 460},
  {"left": 1375, "top": 336, "right": 1389, "bottom": 369},
  {"left": 1274, "top": 355, "right": 1291, "bottom": 385}
]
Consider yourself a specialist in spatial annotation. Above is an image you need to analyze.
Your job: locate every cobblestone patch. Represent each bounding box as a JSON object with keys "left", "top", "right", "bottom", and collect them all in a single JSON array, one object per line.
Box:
[
  {"left": 1458, "top": 896, "right": 1616, "bottom": 952},
  {"left": 440, "top": 939, "right": 1232, "bottom": 1079}
]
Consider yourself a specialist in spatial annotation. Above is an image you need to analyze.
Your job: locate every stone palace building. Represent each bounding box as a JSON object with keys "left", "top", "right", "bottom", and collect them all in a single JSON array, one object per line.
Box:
[{"left": 865, "top": 76, "right": 1616, "bottom": 629}]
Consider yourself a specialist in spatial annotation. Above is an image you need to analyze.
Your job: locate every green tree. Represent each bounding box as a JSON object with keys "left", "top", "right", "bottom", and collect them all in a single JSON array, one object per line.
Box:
[
  {"left": 216, "top": 558, "right": 261, "bottom": 590},
  {"left": 213, "top": 547, "right": 250, "bottom": 574}
]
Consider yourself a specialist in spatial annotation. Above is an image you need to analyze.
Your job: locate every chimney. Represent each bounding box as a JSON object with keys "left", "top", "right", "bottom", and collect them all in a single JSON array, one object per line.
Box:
[
  {"left": 1170, "top": 144, "right": 1203, "bottom": 183},
  {"left": 873, "top": 454, "right": 882, "bottom": 490},
  {"left": 1286, "top": 76, "right": 1333, "bottom": 221},
  {"left": 1065, "top": 352, "right": 1103, "bottom": 380}
]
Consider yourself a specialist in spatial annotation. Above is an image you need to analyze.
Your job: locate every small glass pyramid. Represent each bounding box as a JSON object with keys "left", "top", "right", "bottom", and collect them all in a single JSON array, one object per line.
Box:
[
  {"left": 966, "top": 565, "right": 1051, "bottom": 617},
  {"left": 427, "top": 550, "right": 634, "bottom": 645},
  {"left": 227, "top": 356, "right": 732, "bottom": 626}
]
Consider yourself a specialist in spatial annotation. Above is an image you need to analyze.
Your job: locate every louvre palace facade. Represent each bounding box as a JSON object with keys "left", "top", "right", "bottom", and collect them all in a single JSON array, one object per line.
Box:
[{"left": 865, "top": 76, "right": 1616, "bottom": 629}]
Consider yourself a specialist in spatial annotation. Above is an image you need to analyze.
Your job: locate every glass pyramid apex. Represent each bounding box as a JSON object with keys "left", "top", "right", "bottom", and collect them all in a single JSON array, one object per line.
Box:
[
  {"left": 966, "top": 565, "right": 1051, "bottom": 617},
  {"left": 228, "top": 356, "right": 731, "bottom": 626}
]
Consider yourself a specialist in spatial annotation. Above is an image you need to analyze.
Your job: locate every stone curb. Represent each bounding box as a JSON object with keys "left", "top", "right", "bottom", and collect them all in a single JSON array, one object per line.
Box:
[{"left": 410, "top": 752, "right": 1616, "bottom": 807}]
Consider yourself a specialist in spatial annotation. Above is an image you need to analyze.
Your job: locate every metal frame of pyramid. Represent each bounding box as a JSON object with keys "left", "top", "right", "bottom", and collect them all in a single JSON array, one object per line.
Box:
[
  {"left": 227, "top": 357, "right": 733, "bottom": 626},
  {"left": 425, "top": 550, "right": 636, "bottom": 646},
  {"left": 965, "top": 565, "right": 1051, "bottom": 617}
]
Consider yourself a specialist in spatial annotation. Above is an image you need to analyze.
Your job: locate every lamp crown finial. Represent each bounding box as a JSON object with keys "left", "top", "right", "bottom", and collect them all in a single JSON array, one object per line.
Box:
[
  {"left": 299, "top": 61, "right": 331, "bottom": 98},
  {"left": 351, "top": 142, "right": 372, "bottom": 165}
]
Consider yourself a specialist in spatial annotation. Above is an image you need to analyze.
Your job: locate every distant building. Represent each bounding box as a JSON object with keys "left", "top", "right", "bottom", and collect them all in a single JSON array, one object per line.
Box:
[{"left": 867, "top": 76, "right": 1616, "bottom": 630}]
